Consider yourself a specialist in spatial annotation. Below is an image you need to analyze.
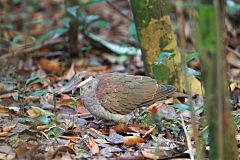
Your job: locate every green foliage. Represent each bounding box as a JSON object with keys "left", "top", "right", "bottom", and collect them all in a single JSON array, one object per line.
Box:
[
  {"left": 69, "top": 96, "right": 78, "bottom": 107},
  {"left": 170, "top": 104, "right": 190, "bottom": 113},
  {"left": 128, "top": 22, "right": 139, "bottom": 44},
  {"left": 197, "top": 5, "right": 216, "bottom": 53},
  {"left": 0, "top": 76, "right": 49, "bottom": 108},
  {"left": 155, "top": 52, "right": 176, "bottom": 64},
  {"left": 47, "top": 126, "right": 64, "bottom": 138},
  {"left": 152, "top": 64, "right": 171, "bottom": 81},
  {"left": 86, "top": 33, "right": 141, "bottom": 55},
  {"left": 9, "top": 138, "right": 23, "bottom": 148},
  {"left": 152, "top": 52, "right": 175, "bottom": 82},
  {"left": 179, "top": 52, "right": 199, "bottom": 66}
]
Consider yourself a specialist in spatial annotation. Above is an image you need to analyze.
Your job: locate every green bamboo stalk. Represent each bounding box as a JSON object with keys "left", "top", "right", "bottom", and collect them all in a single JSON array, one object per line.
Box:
[{"left": 196, "top": 0, "right": 238, "bottom": 159}]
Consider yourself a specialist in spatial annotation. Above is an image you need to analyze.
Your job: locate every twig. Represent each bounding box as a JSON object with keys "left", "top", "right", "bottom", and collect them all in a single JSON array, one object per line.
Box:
[
  {"left": 0, "top": 39, "right": 64, "bottom": 60},
  {"left": 181, "top": 115, "right": 195, "bottom": 160},
  {"left": 106, "top": 1, "right": 133, "bottom": 22}
]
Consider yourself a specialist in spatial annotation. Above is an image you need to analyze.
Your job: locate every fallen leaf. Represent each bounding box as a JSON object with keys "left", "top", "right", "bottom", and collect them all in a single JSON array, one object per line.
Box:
[
  {"left": 59, "top": 136, "right": 81, "bottom": 141},
  {"left": 27, "top": 106, "right": 54, "bottom": 118},
  {"left": 227, "top": 52, "right": 240, "bottom": 68},
  {"left": 187, "top": 74, "right": 203, "bottom": 95},
  {"left": 141, "top": 150, "right": 161, "bottom": 159},
  {"left": 143, "top": 126, "right": 156, "bottom": 138},
  {"left": 0, "top": 153, "right": 7, "bottom": 160},
  {"left": 87, "top": 136, "right": 100, "bottom": 154},
  {"left": 106, "top": 132, "right": 123, "bottom": 144},
  {"left": 63, "top": 63, "right": 75, "bottom": 80},
  {"left": 36, "top": 125, "right": 51, "bottom": 131},
  {"left": 0, "top": 105, "right": 9, "bottom": 113},
  {"left": 3, "top": 124, "right": 16, "bottom": 132},
  {"left": 38, "top": 58, "right": 62, "bottom": 74},
  {"left": 148, "top": 103, "right": 177, "bottom": 120},
  {"left": 123, "top": 136, "right": 144, "bottom": 146},
  {"left": 148, "top": 102, "right": 164, "bottom": 114},
  {"left": 111, "top": 123, "right": 130, "bottom": 133},
  {"left": 230, "top": 81, "right": 238, "bottom": 92},
  {"left": 0, "top": 83, "right": 4, "bottom": 92},
  {"left": 0, "top": 132, "right": 8, "bottom": 137}
]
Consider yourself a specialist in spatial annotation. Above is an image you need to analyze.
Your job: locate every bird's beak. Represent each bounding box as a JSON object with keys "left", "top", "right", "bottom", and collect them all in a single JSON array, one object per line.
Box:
[
  {"left": 61, "top": 76, "right": 93, "bottom": 94},
  {"left": 76, "top": 76, "right": 93, "bottom": 88}
]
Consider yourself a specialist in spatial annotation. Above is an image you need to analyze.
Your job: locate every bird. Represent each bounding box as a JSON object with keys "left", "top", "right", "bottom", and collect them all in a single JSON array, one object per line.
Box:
[{"left": 62, "top": 71, "right": 176, "bottom": 123}]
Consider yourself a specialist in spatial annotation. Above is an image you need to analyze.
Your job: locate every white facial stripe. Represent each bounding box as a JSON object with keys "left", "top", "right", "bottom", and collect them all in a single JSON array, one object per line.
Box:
[{"left": 77, "top": 76, "right": 93, "bottom": 87}]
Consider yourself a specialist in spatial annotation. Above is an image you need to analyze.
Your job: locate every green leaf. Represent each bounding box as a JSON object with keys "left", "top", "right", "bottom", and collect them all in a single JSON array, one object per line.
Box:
[
  {"left": 128, "top": 23, "right": 139, "bottom": 44},
  {"left": 36, "top": 116, "right": 50, "bottom": 125},
  {"left": 152, "top": 64, "right": 171, "bottom": 81},
  {"left": 156, "top": 52, "right": 176, "bottom": 64},
  {"left": 29, "top": 20, "right": 48, "bottom": 25},
  {"left": 1, "top": 81, "right": 17, "bottom": 85},
  {"left": 170, "top": 104, "right": 190, "bottom": 113},
  {"left": 91, "top": 20, "right": 110, "bottom": 28},
  {"left": 187, "top": 67, "right": 201, "bottom": 78},
  {"left": 28, "top": 78, "right": 48, "bottom": 86},
  {"left": 47, "top": 127, "right": 64, "bottom": 138},
  {"left": 185, "top": 52, "right": 199, "bottom": 62},
  {"left": 85, "top": 15, "right": 100, "bottom": 24},
  {"left": 12, "top": 35, "right": 22, "bottom": 44},
  {"left": 66, "top": 6, "right": 79, "bottom": 17},
  {"left": 61, "top": 17, "right": 71, "bottom": 28},
  {"left": 68, "top": 102, "right": 76, "bottom": 107},
  {"left": 80, "top": 0, "right": 106, "bottom": 8},
  {"left": 31, "top": 90, "right": 46, "bottom": 96},
  {"left": 35, "top": 32, "right": 53, "bottom": 46},
  {"left": 26, "top": 75, "right": 39, "bottom": 85},
  {"left": 70, "top": 97, "right": 77, "bottom": 102},
  {"left": 86, "top": 33, "right": 141, "bottom": 55},
  {"left": 6, "top": 24, "right": 14, "bottom": 29},
  {"left": 52, "top": 28, "right": 68, "bottom": 39},
  {"left": 18, "top": 117, "right": 34, "bottom": 122}
]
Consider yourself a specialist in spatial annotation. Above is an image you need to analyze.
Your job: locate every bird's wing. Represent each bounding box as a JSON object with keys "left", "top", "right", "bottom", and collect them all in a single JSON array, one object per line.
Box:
[{"left": 96, "top": 73, "right": 176, "bottom": 115}]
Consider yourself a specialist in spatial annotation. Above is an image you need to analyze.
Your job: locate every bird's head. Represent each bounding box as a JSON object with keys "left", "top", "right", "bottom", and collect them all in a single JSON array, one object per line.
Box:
[{"left": 62, "top": 71, "right": 96, "bottom": 95}]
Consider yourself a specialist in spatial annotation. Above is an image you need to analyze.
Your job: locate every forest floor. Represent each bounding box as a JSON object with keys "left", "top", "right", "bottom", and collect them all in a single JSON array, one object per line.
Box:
[{"left": 0, "top": 0, "right": 239, "bottom": 159}]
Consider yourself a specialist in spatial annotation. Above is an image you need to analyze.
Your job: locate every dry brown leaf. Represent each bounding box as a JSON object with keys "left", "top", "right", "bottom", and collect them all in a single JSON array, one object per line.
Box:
[
  {"left": 38, "top": 58, "right": 62, "bottom": 74},
  {"left": 227, "top": 52, "right": 240, "bottom": 68},
  {"left": 0, "top": 132, "right": 8, "bottom": 137},
  {"left": 58, "top": 94, "right": 89, "bottom": 114},
  {"left": 230, "top": 81, "right": 238, "bottom": 92},
  {"left": 0, "top": 105, "right": 9, "bottom": 113},
  {"left": 187, "top": 74, "right": 203, "bottom": 95},
  {"left": 36, "top": 125, "right": 51, "bottom": 131},
  {"left": 123, "top": 136, "right": 144, "bottom": 146},
  {"left": 148, "top": 103, "right": 177, "bottom": 120},
  {"left": 128, "top": 125, "right": 152, "bottom": 135},
  {"left": 143, "top": 126, "right": 156, "bottom": 138},
  {"left": 87, "top": 136, "right": 100, "bottom": 154},
  {"left": 3, "top": 124, "right": 16, "bottom": 132},
  {"left": 141, "top": 150, "right": 161, "bottom": 159},
  {"left": 59, "top": 136, "right": 81, "bottom": 141},
  {"left": 148, "top": 102, "right": 164, "bottom": 114},
  {"left": 27, "top": 108, "right": 41, "bottom": 118},
  {"left": 0, "top": 83, "right": 4, "bottom": 92},
  {"left": 63, "top": 63, "right": 75, "bottom": 80},
  {"left": 111, "top": 123, "right": 130, "bottom": 133},
  {"left": 0, "top": 153, "right": 7, "bottom": 159}
]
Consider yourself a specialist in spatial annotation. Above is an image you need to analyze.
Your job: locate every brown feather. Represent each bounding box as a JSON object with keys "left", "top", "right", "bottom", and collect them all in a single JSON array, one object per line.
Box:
[{"left": 96, "top": 73, "right": 176, "bottom": 115}]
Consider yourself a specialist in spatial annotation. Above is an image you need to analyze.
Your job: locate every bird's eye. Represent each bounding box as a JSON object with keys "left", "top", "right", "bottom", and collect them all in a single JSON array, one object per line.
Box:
[{"left": 81, "top": 77, "right": 86, "bottom": 81}]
